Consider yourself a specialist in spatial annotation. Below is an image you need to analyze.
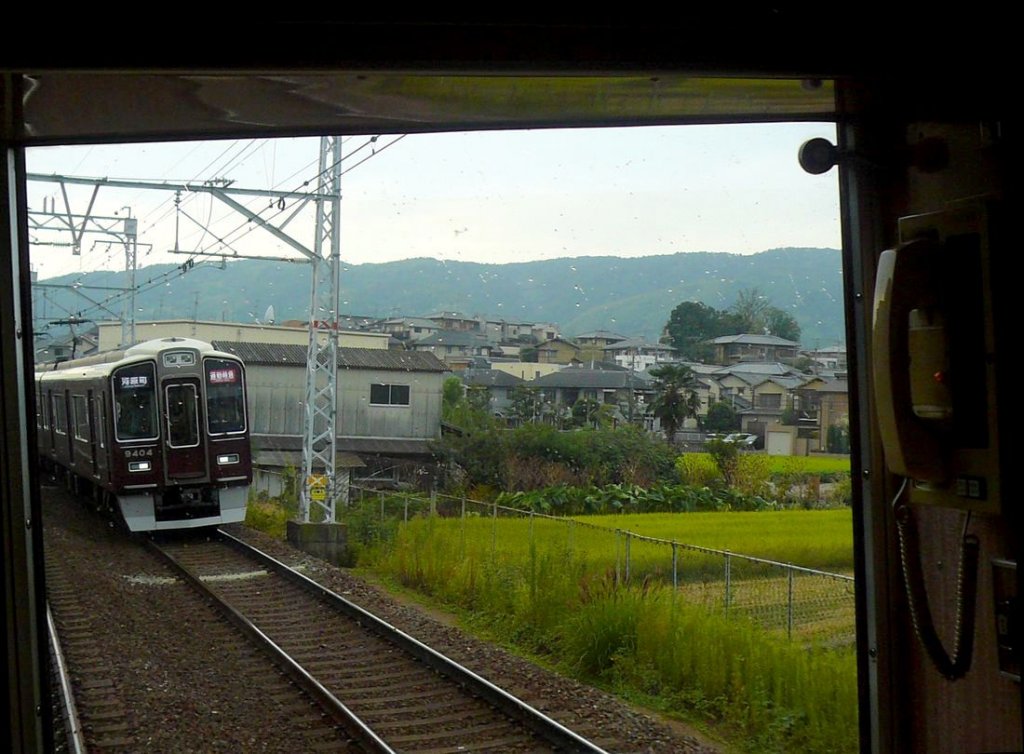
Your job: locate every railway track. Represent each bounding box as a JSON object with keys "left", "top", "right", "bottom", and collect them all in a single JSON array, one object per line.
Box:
[{"left": 149, "top": 530, "right": 606, "bottom": 753}]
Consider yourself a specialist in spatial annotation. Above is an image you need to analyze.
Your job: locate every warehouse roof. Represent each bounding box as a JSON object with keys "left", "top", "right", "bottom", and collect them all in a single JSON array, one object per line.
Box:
[{"left": 211, "top": 341, "right": 446, "bottom": 372}]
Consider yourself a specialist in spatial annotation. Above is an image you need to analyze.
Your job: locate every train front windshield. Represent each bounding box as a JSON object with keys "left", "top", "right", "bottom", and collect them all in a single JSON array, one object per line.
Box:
[
  {"left": 112, "top": 363, "right": 158, "bottom": 441},
  {"left": 204, "top": 358, "right": 246, "bottom": 434}
]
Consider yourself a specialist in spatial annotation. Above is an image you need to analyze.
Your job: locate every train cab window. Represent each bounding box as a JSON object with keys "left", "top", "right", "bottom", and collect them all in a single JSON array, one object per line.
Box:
[
  {"left": 166, "top": 384, "right": 200, "bottom": 448},
  {"left": 72, "top": 395, "right": 89, "bottom": 441},
  {"left": 112, "top": 363, "right": 158, "bottom": 442},
  {"left": 204, "top": 358, "right": 246, "bottom": 434}
]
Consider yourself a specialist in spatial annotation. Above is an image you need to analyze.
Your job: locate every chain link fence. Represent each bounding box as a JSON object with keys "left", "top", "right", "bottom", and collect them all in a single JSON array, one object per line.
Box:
[{"left": 349, "top": 486, "right": 855, "bottom": 647}]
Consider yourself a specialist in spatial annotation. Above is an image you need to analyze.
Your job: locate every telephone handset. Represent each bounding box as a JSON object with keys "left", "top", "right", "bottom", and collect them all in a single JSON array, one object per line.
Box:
[
  {"left": 872, "top": 202, "right": 1000, "bottom": 514},
  {"left": 872, "top": 202, "right": 999, "bottom": 681},
  {"left": 872, "top": 239, "right": 952, "bottom": 485}
]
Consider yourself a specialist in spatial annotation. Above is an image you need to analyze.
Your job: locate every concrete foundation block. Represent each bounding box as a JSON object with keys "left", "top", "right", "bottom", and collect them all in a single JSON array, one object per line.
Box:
[{"left": 286, "top": 520, "right": 350, "bottom": 566}]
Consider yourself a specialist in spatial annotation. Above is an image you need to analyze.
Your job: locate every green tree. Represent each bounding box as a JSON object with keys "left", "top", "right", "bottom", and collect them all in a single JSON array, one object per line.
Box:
[
  {"left": 442, "top": 376, "right": 464, "bottom": 417},
  {"left": 703, "top": 401, "right": 740, "bottom": 433},
  {"left": 649, "top": 363, "right": 700, "bottom": 443},
  {"left": 661, "top": 301, "right": 722, "bottom": 361},
  {"left": 508, "top": 385, "right": 544, "bottom": 425},
  {"left": 730, "top": 287, "right": 802, "bottom": 342}
]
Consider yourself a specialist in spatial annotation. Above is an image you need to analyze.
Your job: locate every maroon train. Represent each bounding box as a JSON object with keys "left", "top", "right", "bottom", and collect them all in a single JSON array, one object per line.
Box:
[{"left": 36, "top": 337, "right": 252, "bottom": 531}]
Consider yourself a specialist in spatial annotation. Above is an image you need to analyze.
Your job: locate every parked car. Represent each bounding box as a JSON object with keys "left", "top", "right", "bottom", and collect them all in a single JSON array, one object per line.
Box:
[{"left": 724, "top": 432, "right": 759, "bottom": 448}]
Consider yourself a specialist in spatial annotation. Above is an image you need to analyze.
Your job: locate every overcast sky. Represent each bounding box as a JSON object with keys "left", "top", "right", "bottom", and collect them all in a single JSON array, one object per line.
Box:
[{"left": 26, "top": 122, "right": 840, "bottom": 281}]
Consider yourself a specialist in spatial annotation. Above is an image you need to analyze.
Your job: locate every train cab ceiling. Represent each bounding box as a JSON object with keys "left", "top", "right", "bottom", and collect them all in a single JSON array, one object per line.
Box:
[{"left": 14, "top": 72, "right": 835, "bottom": 145}]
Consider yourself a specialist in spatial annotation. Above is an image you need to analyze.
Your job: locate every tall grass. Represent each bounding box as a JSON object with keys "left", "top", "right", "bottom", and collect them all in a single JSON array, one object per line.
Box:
[{"left": 362, "top": 513, "right": 858, "bottom": 752}]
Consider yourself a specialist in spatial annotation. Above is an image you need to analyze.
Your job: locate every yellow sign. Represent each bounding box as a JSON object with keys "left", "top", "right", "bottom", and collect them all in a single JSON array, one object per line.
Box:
[
  {"left": 310, "top": 486, "right": 327, "bottom": 501},
  {"left": 307, "top": 474, "right": 327, "bottom": 488}
]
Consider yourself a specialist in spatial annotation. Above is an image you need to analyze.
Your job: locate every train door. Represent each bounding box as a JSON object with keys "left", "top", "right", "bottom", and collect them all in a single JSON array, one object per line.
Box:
[{"left": 162, "top": 378, "right": 208, "bottom": 481}]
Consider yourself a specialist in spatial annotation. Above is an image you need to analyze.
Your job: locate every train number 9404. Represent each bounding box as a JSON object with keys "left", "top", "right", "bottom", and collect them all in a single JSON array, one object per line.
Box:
[{"left": 124, "top": 448, "right": 155, "bottom": 458}]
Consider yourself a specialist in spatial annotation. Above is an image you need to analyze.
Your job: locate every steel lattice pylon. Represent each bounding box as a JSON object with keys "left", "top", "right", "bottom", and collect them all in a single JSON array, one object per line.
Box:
[{"left": 300, "top": 137, "right": 344, "bottom": 522}]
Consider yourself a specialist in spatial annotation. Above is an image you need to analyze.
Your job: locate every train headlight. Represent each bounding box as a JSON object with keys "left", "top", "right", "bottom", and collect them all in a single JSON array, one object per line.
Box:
[
  {"left": 128, "top": 460, "right": 152, "bottom": 472},
  {"left": 217, "top": 453, "right": 240, "bottom": 465}
]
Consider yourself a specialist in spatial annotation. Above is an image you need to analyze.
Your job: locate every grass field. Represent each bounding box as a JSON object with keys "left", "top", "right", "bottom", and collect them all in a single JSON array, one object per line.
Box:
[
  {"left": 356, "top": 508, "right": 858, "bottom": 752},
  {"left": 575, "top": 509, "right": 854, "bottom": 572}
]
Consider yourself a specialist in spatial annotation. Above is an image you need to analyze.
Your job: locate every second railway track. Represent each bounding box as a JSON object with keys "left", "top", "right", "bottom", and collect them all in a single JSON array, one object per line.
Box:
[{"left": 150, "top": 530, "right": 606, "bottom": 754}]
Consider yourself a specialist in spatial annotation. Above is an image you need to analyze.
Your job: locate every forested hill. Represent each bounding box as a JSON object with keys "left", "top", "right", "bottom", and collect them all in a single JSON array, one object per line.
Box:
[{"left": 35, "top": 247, "right": 846, "bottom": 347}]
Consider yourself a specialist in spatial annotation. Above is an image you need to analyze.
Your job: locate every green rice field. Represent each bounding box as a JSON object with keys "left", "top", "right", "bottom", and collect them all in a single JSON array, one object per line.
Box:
[{"left": 357, "top": 507, "right": 858, "bottom": 752}]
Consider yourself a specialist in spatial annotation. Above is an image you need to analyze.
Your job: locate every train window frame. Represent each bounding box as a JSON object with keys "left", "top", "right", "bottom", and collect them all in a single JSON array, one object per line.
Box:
[
  {"left": 203, "top": 357, "right": 247, "bottom": 436},
  {"left": 112, "top": 362, "right": 159, "bottom": 443},
  {"left": 370, "top": 383, "right": 411, "bottom": 407},
  {"left": 52, "top": 393, "right": 66, "bottom": 436},
  {"left": 93, "top": 396, "right": 105, "bottom": 449},
  {"left": 165, "top": 383, "right": 201, "bottom": 449},
  {"left": 72, "top": 394, "right": 89, "bottom": 442}
]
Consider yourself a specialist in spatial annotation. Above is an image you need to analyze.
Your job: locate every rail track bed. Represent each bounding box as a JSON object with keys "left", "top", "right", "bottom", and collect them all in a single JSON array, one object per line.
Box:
[
  {"left": 151, "top": 531, "right": 600, "bottom": 752},
  {"left": 42, "top": 482, "right": 715, "bottom": 753}
]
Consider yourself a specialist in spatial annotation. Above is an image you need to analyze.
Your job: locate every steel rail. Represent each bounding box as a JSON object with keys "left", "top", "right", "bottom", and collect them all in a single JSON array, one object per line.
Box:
[
  {"left": 46, "top": 604, "right": 87, "bottom": 754},
  {"left": 145, "top": 539, "right": 395, "bottom": 754},
  {"left": 216, "top": 528, "right": 608, "bottom": 754}
]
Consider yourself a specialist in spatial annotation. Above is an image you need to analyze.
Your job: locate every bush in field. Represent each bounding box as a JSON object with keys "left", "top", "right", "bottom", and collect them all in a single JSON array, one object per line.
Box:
[
  {"left": 676, "top": 453, "right": 720, "bottom": 487},
  {"left": 732, "top": 453, "right": 773, "bottom": 497},
  {"left": 705, "top": 438, "right": 740, "bottom": 485},
  {"left": 436, "top": 423, "right": 676, "bottom": 493}
]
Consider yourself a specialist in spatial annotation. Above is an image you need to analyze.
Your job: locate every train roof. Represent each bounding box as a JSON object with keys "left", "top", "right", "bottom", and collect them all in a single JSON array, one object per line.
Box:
[{"left": 36, "top": 337, "right": 243, "bottom": 381}]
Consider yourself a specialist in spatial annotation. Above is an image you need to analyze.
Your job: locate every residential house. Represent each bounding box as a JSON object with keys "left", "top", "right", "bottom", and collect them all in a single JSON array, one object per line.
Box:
[
  {"left": 459, "top": 368, "right": 525, "bottom": 419},
  {"left": 604, "top": 337, "right": 677, "bottom": 371},
  {"left": 212, "top": 340, "right": 447, "bottom": 493},
  {"left": 408, "top": 329, "right": 494, "bottom": 369},
  {"left": 425, "top": 311, "right": 480, "bottom": 332},
  {"left": 795, "top": 377, "right": 850, "bottom": 451},
  {"left": 535, "top": 337, "right": 582, "bottom": 365},
  {"left": 380, "top": 316, "right": 441, "bottom": 343},
  {"left": 707, "top": 333, "right": 800, "bottom": 366},
  {"left": 531, "top": 322, "right": 561, "bottom": 343},
  {"left": 490, "top": 361, "right": 564, "bottom": 381},
  {"left": 574, "top": 329, "right": 628, "bottom": 362},
  {"left": 803, "top": 345, "right": 848, "bottom": 375},
  {"left": 533, "top": 364, "right": 653, "bottom": 425}
]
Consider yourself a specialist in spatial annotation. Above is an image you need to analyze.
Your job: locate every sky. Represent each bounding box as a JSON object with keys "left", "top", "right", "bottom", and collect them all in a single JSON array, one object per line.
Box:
[{"left": 25, "top": 122, "right": 840, "bottom": 281}]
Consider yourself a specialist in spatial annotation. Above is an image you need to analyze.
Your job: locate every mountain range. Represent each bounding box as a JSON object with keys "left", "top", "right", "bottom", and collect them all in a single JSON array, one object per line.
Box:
[{"left": 33, "top": 247, "right": 846, "bottom": 348}]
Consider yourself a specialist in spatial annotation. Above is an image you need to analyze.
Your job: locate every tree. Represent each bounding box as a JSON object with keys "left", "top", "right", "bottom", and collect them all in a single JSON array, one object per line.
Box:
[
  {"left": 661, "top": 301, "right": 725, "bottom": 362},
  {"left": 442, "top": 376, "right": 464, "bottom": 417},
  {"left": 730, "top": 287, "right": 802, "bottom": 342},
  {"left": 703, "top": 401, "right": 740, "bottom": 433},
  {"left": 508, "top": 385, "right": 544, "bottom": 425},
  {"left": 648, "top": 363, "right": 700, "bottom": 443}
]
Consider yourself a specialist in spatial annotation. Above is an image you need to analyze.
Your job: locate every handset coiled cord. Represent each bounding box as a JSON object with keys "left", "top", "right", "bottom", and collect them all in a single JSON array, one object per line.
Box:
[{"left": 893, "top": 478, "right": 980, "bottom": 681}]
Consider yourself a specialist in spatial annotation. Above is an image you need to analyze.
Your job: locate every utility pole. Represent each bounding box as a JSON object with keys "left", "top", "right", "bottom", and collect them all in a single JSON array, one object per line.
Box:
[
  {"left": 300, "top": 136, "right": 343, "bottom": 523},
  {"left": 122, "top": 210, "right": 138, "bottom": 346}
]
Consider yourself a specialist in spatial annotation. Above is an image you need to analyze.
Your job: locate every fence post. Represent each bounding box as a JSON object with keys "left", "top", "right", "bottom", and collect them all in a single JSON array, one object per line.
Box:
[
  {"left": 615, "top": 530, "right": 621, "bottom": 586},
  {"left": 672, "top": 541, "right": 679, "bottom": 591},
  {"left": 378, "top": 491, "right": 384, "bottom": 525},
  {"left": 529, "top": 510, "right": 535, "bottom": 547},
  {"left": 787, "top": 565, "right": 795, "bottom": 640},
  {"left": 624, "top": 531, "right": 631, "bottom": 584},
  {"left": 430, "top": 489, "right": 437, "bottom": 517},
  {"left": 492, "top": 499, "right": 498, "bottom": 557},
  {"left": 404, "top": 495, "right": 409, "bottom": 523},
  {"left": 724, "top": 551, "right": 732, "bottom": 615}
]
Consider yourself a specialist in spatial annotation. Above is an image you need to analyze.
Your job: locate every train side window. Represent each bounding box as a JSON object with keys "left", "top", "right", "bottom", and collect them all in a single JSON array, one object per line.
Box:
[
  {"left": 93, "top": 397, "right": 105, "bottom": 448},
  {"left": 112, "top": 362, "right": 158, "bottom": 442},
  {"left": 52, "top": 394, "right": 66, "bottom": 435},
  {"left": 72, "top": 395, "right": 89, "bottom": 441}
]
